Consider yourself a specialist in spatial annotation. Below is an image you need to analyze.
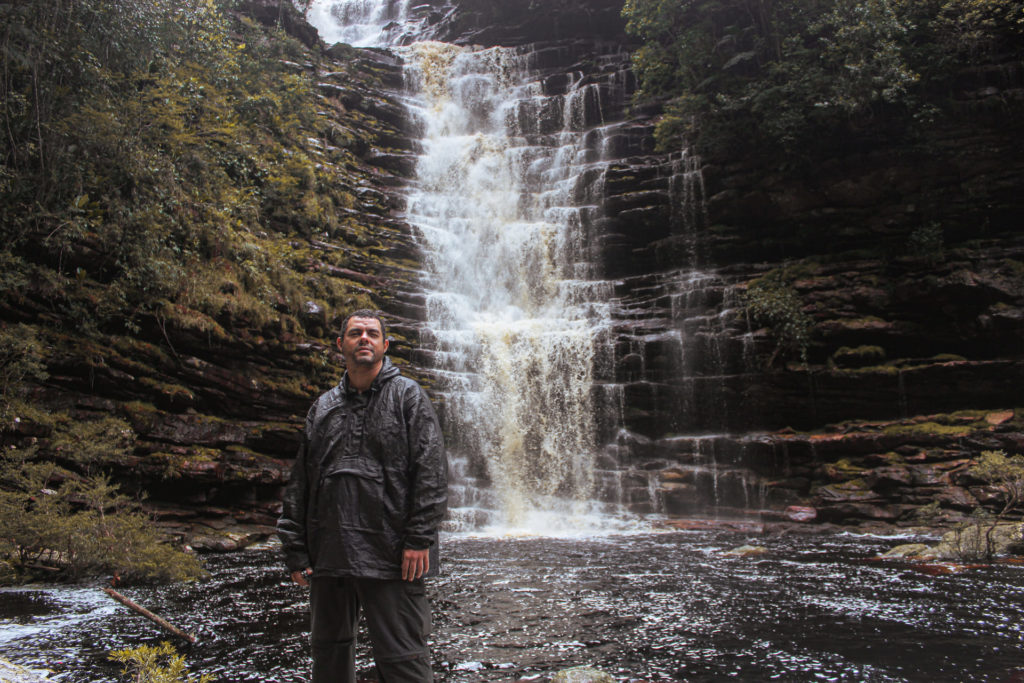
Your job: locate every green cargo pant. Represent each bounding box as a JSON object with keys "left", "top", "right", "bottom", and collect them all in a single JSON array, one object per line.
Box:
[{"left": 310, "top": 576, "right": 433, "bottom": 683}]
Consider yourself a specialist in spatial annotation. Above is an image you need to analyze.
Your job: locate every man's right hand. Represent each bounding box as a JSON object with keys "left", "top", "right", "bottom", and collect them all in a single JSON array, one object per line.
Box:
[{"left": 291, "top": 568, "right": 312, "bottom": 586}]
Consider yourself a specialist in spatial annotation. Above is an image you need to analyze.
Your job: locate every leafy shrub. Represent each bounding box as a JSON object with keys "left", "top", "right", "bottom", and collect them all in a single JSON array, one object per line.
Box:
[
  {"left": 971, "top": 449, "right": 1024, "bottom": 517},
  {"left": 0, "top": 324, "right": 48, "bottom": 406},
  {"left": 109, "top": 642, "right": 212, "bottom": 683},
  {"left": 744, "top": 272, "right": 813, "bottom": 365},
  {"left": 0, "top": 444, "right": 203, "bottom": 583}
]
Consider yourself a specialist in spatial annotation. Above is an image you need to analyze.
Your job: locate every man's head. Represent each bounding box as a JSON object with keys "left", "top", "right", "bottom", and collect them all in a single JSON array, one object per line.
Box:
[{"left": 337, "top": 309, "right": 389, "bottom": 369}]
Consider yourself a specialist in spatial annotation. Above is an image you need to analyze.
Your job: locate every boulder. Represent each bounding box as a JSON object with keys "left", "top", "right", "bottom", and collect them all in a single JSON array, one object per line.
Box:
[
  {"left": 551, "top": 666, "right": 615, "bottom": 683},
  {"left": 722, "top": 544, "right": 768, "bottom": 557},
  {"left": 784, "top": 505, "right": 817, "bottom": 522},
  {"left": 881, "top": 543, "right": 936, "bottom": 559}
]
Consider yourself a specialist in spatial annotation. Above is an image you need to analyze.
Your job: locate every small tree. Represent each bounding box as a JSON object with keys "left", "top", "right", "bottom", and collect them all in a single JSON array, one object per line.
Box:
[
  {"left": 109, "top": 642, "right": 212, "bottom": 683},
  {"left": 744, "top": 272, "right": 813, "bottom": 366},
  {"left": 970, "top": 450, "right": 1024, "bottom": 518},
  {"left": 0, "top": 444, "right": 204, "bottom": 582}
]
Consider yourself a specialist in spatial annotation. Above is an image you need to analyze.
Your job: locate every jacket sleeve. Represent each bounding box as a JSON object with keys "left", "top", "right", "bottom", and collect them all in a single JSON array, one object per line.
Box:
[
  {"left": 403, "top": 384, "right": 448, "bottom": 550},
  {"left": 277, "top": 412, "right": 314, "bottom": 572}
]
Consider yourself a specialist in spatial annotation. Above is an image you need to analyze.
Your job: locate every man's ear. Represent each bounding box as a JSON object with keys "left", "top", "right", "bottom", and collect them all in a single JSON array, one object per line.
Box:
[
  {"left": 382, "top": 338, "right": 390, "bottom": 354},
  {"left": 336, "top": 336, "right": 343, "bottom": 352}
]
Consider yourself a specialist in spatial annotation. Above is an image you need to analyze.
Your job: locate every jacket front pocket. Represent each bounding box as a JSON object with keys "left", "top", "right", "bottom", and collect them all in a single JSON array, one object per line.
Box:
[{"left": 320, "top": 458, "right": 385, "bottom": 533}]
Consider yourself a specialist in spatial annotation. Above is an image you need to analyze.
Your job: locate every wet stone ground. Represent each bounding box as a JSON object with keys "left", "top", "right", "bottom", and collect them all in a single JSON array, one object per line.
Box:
[{"left": 2, "top": 529, "right": 1023, "bottom": 681}]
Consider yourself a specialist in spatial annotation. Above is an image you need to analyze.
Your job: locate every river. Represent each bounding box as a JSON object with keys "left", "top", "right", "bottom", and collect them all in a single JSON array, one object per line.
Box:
[{"left": 2, "top": 528, "right": 1023, "bottom": 681}]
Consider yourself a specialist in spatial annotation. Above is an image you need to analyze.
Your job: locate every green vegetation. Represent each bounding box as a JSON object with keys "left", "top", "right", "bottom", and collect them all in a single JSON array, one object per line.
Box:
[
  {"left": 622, "top": 0, "right": 1024, "bottom": 158},
  {"left": 110, "top": 642, "right": 212, "bottom": 683},
  {"left": 0, "top": 324, "right": 48, "bottom": 411},
  {"left": 927, "top": 450, "right": 1024, "bottom": 561},
  {"left": 0, "top": 441, "right": 204, "bottom": 582},
  {"left": 832, "top": 345, "right": 886, "bottom": 368},
  {"left": 743, "top": 270, "right": 813, "bottom": 364},
  {"left": 0, "top": 0, "right": 380, "bottom": 346},
  {"left": 2, "top": 363, "right": 202, "bottom": 582},
  {"left": 971, "top": 450, "right": 1024, "bottom": 518}
]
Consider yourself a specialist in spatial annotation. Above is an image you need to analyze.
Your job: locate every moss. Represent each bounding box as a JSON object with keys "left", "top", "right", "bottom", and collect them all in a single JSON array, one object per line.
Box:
[
  {"left": 137, "top": 377, "right": 196, "bottom": 403},
  {"left": 831, "top": 363, "right": 901, "bottom": 376},
  {"left": 931, "top": 353, "right": 967, "bottom": 362},
  {"left": 832, "top": 345, "right": 886, "bottom": 368},
  {"left": 882, "top": 421, "right": 976, "bottom": 438}
]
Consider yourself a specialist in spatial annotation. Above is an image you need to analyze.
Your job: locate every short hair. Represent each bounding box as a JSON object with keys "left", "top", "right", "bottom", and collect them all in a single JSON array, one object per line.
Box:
[{"left": 340, "top": 309, "right": 388, "bottom": 340}]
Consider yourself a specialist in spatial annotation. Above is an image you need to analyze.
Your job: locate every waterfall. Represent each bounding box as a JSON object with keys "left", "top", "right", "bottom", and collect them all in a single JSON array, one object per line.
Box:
[
  {"left": 308, "top": 0, "right": 418, "bottom": 47},
  {"left": 307, "top": 6, "right": 627, "bottom": 532},
  {"left": 402, "top": 43, "right": 617, "bottom": 531}
]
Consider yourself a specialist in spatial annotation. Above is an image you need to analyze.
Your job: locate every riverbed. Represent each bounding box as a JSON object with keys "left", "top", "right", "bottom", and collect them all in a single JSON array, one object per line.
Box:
[{"left": 2, "top": 528, "right": 1022, "bottom": 681}]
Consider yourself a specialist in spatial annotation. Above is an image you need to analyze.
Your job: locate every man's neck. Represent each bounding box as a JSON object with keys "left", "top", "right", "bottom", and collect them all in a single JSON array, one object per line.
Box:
[{"left": 346, "top": 360, "right": 383, "bottom": 393}]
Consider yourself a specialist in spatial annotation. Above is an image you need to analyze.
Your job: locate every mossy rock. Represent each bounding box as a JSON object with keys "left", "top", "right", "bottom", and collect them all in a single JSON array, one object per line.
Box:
[{"left": 832, "top": 345, "right": 886, "bottom": 368}]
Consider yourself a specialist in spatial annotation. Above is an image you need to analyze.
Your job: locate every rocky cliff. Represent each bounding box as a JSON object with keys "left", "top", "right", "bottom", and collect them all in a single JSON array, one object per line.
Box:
[
  {"left": 3, "top": 0, "right": 1022, "bottom": 549},
  {"left": 380, "top": 0, "right": 1024, "bottom": 529},
  {"left": 1, "top": 1, "right": 425, "bottom": 550}
]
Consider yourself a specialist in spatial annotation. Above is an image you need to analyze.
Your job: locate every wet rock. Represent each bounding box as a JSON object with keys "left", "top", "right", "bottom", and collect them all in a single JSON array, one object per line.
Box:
[
  {"left": 187, "top": 523, "right": 275, "bottom": 553},
  {"left": 722, "top": 545, "right": 768, "bottom": 557},
  {"left": 550, "top": 666, "right": 615, "bottom": 683},
  {"left": 0, "top": 658, "right": 50, "bottom": 683},
  {"left": 986, "top": 410, "right": 1015, "bottom": 426},
  {"left": 784, "top": 505, "right": 817, "bottom": 522},
  {"left": 881, "top": 543, "right": 936, "bottom": 559},
  {"left": 820, "top": 503, "right": 901, "bottom": 521}
]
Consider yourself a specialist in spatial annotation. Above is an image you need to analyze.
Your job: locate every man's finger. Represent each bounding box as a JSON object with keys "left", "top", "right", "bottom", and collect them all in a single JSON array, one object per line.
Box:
[{"left": 402, "top": 549, "right": 429, "bottom": 581}]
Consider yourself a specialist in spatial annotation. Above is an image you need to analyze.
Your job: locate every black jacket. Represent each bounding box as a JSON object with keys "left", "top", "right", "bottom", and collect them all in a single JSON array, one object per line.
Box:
[{"left": 277, "top": 357, "right": 447, "bottom": 579}]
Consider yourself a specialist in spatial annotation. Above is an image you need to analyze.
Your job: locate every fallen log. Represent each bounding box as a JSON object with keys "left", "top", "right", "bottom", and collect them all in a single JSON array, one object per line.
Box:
[{"left": 102, "top": 588, "right": 197, "bottom": 644}]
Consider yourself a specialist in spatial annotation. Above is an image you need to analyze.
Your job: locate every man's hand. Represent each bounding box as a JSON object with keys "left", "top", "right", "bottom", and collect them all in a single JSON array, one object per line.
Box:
[
  {"left": 402, "top": 548, "right": 429, "bottom": 581},
  {"left": 291, "top": 567, "right": 312, "bottom": 587}
]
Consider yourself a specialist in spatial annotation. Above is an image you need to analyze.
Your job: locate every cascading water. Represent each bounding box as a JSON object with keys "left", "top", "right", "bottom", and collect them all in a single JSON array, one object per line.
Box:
[
  {"left": 306, "top": 5, "right": 630, "bottom": 532},
  {"left": 401, "top": 43, "right": 619, "bottom": 531},
  {"left": 308, "top": 0, "right": 435, "bottom": 47}
]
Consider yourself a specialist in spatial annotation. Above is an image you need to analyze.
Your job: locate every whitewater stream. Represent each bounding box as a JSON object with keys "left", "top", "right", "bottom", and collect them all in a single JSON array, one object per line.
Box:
[{"left": 2, "top": 531, "right": 1023, "bottom": 681}]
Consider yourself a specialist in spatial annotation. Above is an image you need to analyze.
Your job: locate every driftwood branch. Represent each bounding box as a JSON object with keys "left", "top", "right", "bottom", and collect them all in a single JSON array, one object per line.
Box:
[{"left": 102, "top": 587, "right": 197, "bottom": 644}]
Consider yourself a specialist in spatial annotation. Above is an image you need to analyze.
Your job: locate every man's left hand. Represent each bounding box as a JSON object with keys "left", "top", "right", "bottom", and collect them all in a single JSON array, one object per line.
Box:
[{"left": 402, "top": 548, "right": 429, "bottom": 581}]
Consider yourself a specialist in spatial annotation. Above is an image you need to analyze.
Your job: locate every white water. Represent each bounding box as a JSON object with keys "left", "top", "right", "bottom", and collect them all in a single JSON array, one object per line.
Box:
[
  {"left": 400, "top": 42, "right": 617, "bottom": 530},
  {"left": 307, "top": 0, "right": 415, "bottom": 47}
]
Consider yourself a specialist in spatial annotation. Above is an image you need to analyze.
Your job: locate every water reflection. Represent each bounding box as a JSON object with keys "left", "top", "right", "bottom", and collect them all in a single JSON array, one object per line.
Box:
[{"left": 2, "top": 531, "right": 1023, "bottom": 681}]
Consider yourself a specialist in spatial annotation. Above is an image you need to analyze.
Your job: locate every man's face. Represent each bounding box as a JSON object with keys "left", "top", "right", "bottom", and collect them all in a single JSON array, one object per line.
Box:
[{"left": 338, "top": 317, "right": 389, "bottom": 367}]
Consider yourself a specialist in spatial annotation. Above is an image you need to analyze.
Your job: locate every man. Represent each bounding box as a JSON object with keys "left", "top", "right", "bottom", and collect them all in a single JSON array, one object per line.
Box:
[{"left": 278, "top": 309, "right": 447, "bottom": 683}]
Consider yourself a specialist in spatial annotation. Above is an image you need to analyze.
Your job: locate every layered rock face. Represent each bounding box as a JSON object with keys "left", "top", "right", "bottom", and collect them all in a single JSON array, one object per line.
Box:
[
  {"left": 590, "top": 62, "right": 1024, "bottom": 524},
  {"left": 7, "top": 0, "right": 1021, "bottom": 543},
  {"left": 374, "top": 0, "right": 1024, "bottom": 527},
  {"left": 1, "top": 5, "right": 427, "bottom": 549}
]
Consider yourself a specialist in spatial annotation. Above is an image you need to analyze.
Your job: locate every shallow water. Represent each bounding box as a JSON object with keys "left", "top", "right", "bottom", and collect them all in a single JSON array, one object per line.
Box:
[{"left": 2, "top": 529, "right": 1023, "bottom": 681}]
